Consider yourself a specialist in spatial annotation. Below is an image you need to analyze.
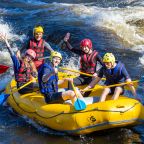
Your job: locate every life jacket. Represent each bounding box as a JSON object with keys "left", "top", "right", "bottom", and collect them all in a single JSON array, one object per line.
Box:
[
  {"left": 38, "top": 63, "right": 58, "bottom": 95},
  {"left": 80, "top": 50, "right": 98, "bottom": 74},
  {"left": 104, "top": 61, "right": 124, "bottom": 85},
  {"left": 29, "top": 38, "right": 45, "bottom": 69},
  {"left": 16, "top": 60, "right": 32, "bottom": 84}
]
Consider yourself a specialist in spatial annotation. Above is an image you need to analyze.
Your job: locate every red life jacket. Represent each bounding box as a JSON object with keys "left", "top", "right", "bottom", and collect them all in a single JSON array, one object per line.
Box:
[
  {"left": 29, "top": 38, "right": 45, "bottom": 69},
  {"left": 80, "top": 50, "right": 98, "bottom": 74},
  {"left": 16, "top": 60, "right": 32, "bottom": 84}
]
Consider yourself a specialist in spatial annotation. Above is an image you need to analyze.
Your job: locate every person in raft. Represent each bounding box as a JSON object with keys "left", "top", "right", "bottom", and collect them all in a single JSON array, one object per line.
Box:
[
  {"left": 38, "top": 51, "right": 84, "bottom": 104},
  {"left": 82, "top": 53, "right": 136, "bottom": 102},
  {"left": 17, "top": 25, "right": 54, "bottom": 69},
  {"left": 0, "top": 33, "right": 38, "bottom": 94},
  {"left": 63, "top": 33, "right": 104, "bottom": 96}
]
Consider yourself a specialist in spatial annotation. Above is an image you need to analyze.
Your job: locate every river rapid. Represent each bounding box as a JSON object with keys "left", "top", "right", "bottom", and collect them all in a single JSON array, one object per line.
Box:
[{"left": 0, "top": 0, "right": 144, "bottom": 143}]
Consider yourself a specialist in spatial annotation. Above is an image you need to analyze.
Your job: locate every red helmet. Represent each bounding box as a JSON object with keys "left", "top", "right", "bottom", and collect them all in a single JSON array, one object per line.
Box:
[
  {"left": 80, "top": 39, "right": 92, "bottom": 49},
  {"left": 25, "top": 49, "right": 36, "bottom": 59}
]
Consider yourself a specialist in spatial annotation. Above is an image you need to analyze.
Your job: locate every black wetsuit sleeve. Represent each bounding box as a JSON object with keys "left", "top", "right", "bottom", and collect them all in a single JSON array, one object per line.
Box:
[
  {"left": 96, "top": 54, "right": 104, "bottom": 67},
  {"left": 97, "top": 67, "right": 104, "bottom": 78},
  {"left": 93, "top": 54, "right": 104, "bottom": 73},
  {"left": 65, "top": 41, "right": 82, "bottom": 55}
]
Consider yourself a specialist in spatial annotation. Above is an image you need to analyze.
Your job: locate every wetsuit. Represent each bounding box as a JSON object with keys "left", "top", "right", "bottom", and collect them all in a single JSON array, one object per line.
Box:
[
  {"left": 98, "top": 61, "right": 130, "bottom": 94},
  {"left": 38, "top": 63, "right": 63, "bottom": 103},
  {"left": 65, "top": 41, "right": 104, "bottom": 96},
  {"left": 7, "top": 46, "right": 37, "bottom": 94},
  {"left": 21, "top": 38, "right": 53, "bottom": 69}
]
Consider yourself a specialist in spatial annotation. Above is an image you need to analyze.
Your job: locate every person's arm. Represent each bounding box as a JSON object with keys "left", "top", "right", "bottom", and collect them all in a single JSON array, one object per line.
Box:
[
  {"left": 42, "top": 67, "right": 54, "bottom": 83},
  {"left": 83, "top": 77, "right": 102, "bottom": 91},
  {"left": 65, "top": 41, "right": 82, "bottom": 55},
  {"left": 121, "top": 66, "right": 136, "bottom": 96},
  {"left": 2, "top": 36, "right": 15, "bottom": 56},
  {"left": 0, "top": 33, "right": 21, "bottom": 71},
  {"left": 83, "top": 67, "right": 103, "bottom": 92},
  {"left": 126, "top": 78, "right": 136, "bottom": 96},
  {"left": 92, "top": 54, "right": 104, "bottom": 77},
  {"left": 44, "top": 41, "right": 54, "bottom": 52},
  {"left": 96, "top": 54, "right": 104, "bottom": 67},
  {"left": 63, "top": 33, "right": 82, "bottom": 55}
]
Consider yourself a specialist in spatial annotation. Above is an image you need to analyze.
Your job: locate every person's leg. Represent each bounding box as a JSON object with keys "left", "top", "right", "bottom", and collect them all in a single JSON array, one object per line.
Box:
[
  {"left": 62, "top": 89, "right": 85, "bottom": 104},
  {"left": 111, "top": 87, "right": 123, "bottom": 100},
  {"left": 18, "top": 83, "right": 36, "bottom": 94},
  {"left": 75, "top": 87, "right": 84, "bottom": 100},
  {"left": 62, "top": 90, "right": 76, "bottom": 104},
  {"left": 99, "top": 88, "right": 111, "bottom": 102},
  {"left": 45, "top": 92, "right": 63, "bottom": 103}
]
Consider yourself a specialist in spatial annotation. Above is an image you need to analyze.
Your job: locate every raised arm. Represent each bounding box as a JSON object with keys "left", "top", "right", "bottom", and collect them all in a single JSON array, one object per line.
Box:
[
  {"left": 0, "top": 33, "right": 21, "bottom": 71},
  {"left": 0, "top": 33, "right": 14, "bottom": 56},
  {"left": 63, "top": 33, "right": 82, "bottom": 55}
]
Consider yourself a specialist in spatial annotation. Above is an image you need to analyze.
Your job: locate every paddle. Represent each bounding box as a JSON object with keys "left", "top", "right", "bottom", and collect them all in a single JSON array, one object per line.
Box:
[
  {"left": 0, "top": 64, "right": 10, "bottom": 74},
  {"left": 38, "top": 56, "right": 50, "bottom": 60},
  {"left": 59, "top": 67, "right": 106, "bottom": 80},
  {"left": 13, "top": 78, "right": 37, "bottom": 92},
  {"left": 71, "top": 81, "right": 86, "bottom": 110},
  {"left": 0, "top": 93, "right": 10, "bottom": 105},
  {"left": 83, "top": 77, "right": 144, "bottom": 92},
  {"left": 0, "top": 78, "right": 37, "bottom": 105}
]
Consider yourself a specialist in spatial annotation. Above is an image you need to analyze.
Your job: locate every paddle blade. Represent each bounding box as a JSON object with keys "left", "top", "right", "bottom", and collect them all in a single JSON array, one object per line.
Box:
[
  {"left": 0, "top": 64, "right": 9, "bottom": 74},
  {"left": 0, "top": 93, "right": 10, "bottom": 105},
  {"left": 74, "top": 98, "right": 87, "bottom": 111}
]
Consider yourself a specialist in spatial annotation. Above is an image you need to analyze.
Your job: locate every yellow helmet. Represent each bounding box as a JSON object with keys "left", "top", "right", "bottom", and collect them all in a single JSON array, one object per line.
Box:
[
  {"left": 103, "top": 53, "right": 115, "bottom": 63},
  {"left": 50, "top": 51, "right": 62, "bottom": 61},
  {"left": 33, "top": 26, "right": 44, "bottom": 34}
]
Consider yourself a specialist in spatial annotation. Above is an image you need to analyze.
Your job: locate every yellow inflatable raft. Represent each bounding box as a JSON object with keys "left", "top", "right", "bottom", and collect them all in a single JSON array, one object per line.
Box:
[{"left": 5, "top": 72, "right": 144, "bottom": 135}]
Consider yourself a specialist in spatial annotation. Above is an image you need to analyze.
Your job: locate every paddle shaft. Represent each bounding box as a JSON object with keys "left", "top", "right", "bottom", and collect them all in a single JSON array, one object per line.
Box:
[
  {"left": 38, "top": 56, "right": 50, "bottom": 60},
  {"left": 71, "top": 81, "right": 78, "bottom": 98},
  {"left": 83, "top": 80, "right": 139, "bottom": 92},
  {"left": 60, "top": 67, "right": 106, "bottom": 81},
  {"left": 71, "top": 81, "right": 87, "bottom": 110},
  {"left": 14, "top": 78, "right": 37, "bottom": 92}
]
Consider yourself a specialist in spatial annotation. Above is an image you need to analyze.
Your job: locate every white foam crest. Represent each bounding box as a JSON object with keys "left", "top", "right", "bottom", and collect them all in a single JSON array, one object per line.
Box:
[
  {"left": 0, "top": 8, "right": 8, "bottom": 15},
  {"left": 0, "top": 19, "right": 26, "bottom": 42},
  {"left": 0, "top": 74, "right": 12, "bottom": 91},
  {"left": 65, "top": 4, "right": 144, "bottom": 46},
  {"left": 139, "top": 55, "right": 144, "bottom": 66},
  {"left": 0, "top": 19, "right": 27, "bottom": 64},
  {"left": 62, "top": 56, "right": 79, "bottom": 76},
  {"left": 12, "top": 0, "right": 46, "bottom": 5}
]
